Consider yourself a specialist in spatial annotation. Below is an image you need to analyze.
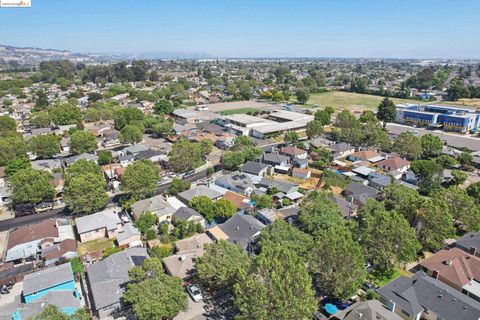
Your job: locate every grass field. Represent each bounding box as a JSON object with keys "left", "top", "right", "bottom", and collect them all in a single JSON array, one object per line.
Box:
[
  {"left": 368, "top": 268, "right": 412, "bottom": 287},
  {"left": 77, "top": 238, "right": 115, "bottom": 255},
  {"left": 441, "top": 98, "right": 480, "bottom": 109},
  {"left": 292, "top": 91, "right": 418, "bottom": 112},
  {"left": 218, "top": 107, "right": 262, "bottom": 115}
]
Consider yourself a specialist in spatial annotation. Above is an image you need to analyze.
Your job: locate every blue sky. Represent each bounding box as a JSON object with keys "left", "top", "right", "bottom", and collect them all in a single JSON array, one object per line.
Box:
[{"left": 0, "top": 0, "right": 479, "bottom": 58}]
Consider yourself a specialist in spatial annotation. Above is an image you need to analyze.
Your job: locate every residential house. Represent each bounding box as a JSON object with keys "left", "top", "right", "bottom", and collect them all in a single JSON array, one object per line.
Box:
[
  {"left": 222, "top": 191, "right": 250, "bottom": 213},
  {"left": 292, "top": 168, "right": 311, "bottom": 180},
  {"left": 328, "top": 142, "right": 355, "bottom": 159},
  {"left": 280, "top": 146, "right": 308, "bottom": 160},
  {"left": 262, "top": 153, "right": 290, "bottom": 167},
  {"left": 64, "top": 153, "right": 98, "bottom": 166},
  {"left": 134, "top": 149, "right": 166, "bottom": 163},
  {"left": 419, "top": 248, "right": 480, "bottom": 302},
  {"left": 378, "top": 272, "right": 480, "bottom": 320},
  {"left": 31, "top": 159, "right": 62, "bottom": 173},
  {"left": 258, "top": 177, "right": 299, "bottom": 194},
  {"left": 40, "top": 239, "right": 77, "bottom": 266},
  {"left": 453, "top": 232, "right": 480, "bottom": 258},
  {"left": 207, "top": 214, "right": 265, "bottom": 251},
  {"left": 172, "top": 207, "right": 206, "bottom": 228},
  {"left": 292, "top": 157, "right": 308, "bottom": 168},
  {"left": 122, "top": 144, "right": 149, "bottom": 156},
  {"left": 177, "top": 186, "right": 223, "bottom": 204},
  {"left": 116, "top": 223, "right": 142, "bottom": 248},
  {"left": 101, "top": 129, "right": 121, "bottom": 148},
  {"left": 348, "top": 150, "right": 383, "bottom": 163},
  {"left": 87, "top": 247, "right": 149, "bottom": 318},
  {"left": 256, "top": 208, "right": 282, "bottom": 225},
  {"left": 215, "top": 172, "right": 255, "bottom": 196},
  {"left": 331, "top": 195, "right": 358, "bottom": 218},
  {"left": 343, "top": 182, "right": 380, "bottom": 207},
  {"left": 75, "top": 208, "right": 123, "bottom": 243},
  {"left": 367, "top": 172, "right": 393, "bottom": 190},
  {"left": 332, "top": 300, "right": 402, "bottom": 320},
  {"left": 5, "top": 219, "right": 74, "bottom": 263},
  {"left": 352, "top": 166, "right": 377, "bottom": 178},
  {"left": 118, "top": 154, "right": 134, "bottom": 167},
  {"left": 130, "top": 195, "right": 176, "bottom": 223},
  {"left": 13, "top": 263, "right": 81, "bottom": 319},
  {"left": 162, "top": 233, "right": 213, "bottom": 279},
  {"left": 241, "top": 161, "right": 271, "bottom": 177},
  {"left": 376, "top": 156, "right": 410, "bottom": 174}
]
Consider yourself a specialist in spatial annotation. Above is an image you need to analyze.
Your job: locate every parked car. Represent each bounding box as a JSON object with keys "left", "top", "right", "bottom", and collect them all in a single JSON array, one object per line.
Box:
[
  {"left": 35, "top": 202, "right": 53, "bottom": 213},
  {"left": 187, "top": 284, "right": 203, "bottom": 302},
  {"left": 14, "top": 204, "right": 35, "bottom": 218}
]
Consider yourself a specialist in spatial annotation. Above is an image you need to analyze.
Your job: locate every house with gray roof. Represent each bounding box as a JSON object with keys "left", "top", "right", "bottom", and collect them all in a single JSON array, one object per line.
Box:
[
  {"left": 332, "top": 300, "right": 402, "bottom": 320},
  {"left": 116, "top": 223, "right": 142, "bottom": 248},
  {"left": 367, "top": 172, "right": 392, "bottom": 190},
  {"left": 241, "top": 161, "right": 271, "bottom": 176},
  {"left": 130, "top": 195, "right": 176, "bottom": 223},
  {"left": 258, "top": 177, "right": 298, "bottom": 194},
  {"left": 64, "top": 153, "right": 98, "bottom": 166},
  {"left": 331, "top": 195, "right": 358, "bottom": 218},
  {"left": 75, "top": 208, "right": 123, "bottom": 243},
  {"left": 343, "top": 182, "right": 380, "bottom": 207},
  {"left": 453, "top": 231, "right": 480, "bottom": 258},
  {"left": 86, "top": 247, "right": 149, "bottom": 318},
  {"left": 215, "top": 172, "right": 255, "bottom": 196},
  {"left": 262, "top": 153, "right": 290, "bottom": 166},
  {"left": 177, "top": 186, "right": 222, "bottom": 204},
  {"left": 122, "top": 144, "right": 149, "bottom": 156},
  {"left": 378, "top": 272, "right": 480, "bottom": 320},
  {"left": 31, "top": 159, "right": 62, "bottom": 172},
  {"left": 208, "top": 214, "right": 265, "bottom": 251},
  {"left": 172, "top": 207, "right": 206, "bottom": 228}
]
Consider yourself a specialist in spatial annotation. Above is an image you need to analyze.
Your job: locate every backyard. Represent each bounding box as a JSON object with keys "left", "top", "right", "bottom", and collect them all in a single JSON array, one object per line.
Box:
[
  {"left": 367, "top": 268, "right": 412, "bottom": 287},
  {"left": 77, "top": 238, "right": 115, "bottom": 256}
]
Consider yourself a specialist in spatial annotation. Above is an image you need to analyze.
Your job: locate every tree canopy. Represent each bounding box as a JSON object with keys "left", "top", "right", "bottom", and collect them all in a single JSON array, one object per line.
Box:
[
  {"left": 9, "top": 168, "right": 55, "bottom": 205},
  {"left": 121, "top": 160, "right": 159, "bottom": 200}
]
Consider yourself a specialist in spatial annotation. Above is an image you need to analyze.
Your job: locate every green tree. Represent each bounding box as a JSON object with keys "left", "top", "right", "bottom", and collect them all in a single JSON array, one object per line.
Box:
[
  {"left": 411, "top": 159, "right": 443, "bottom": 194},
  {"left": 377, "top": 97, "right": 396, "bottom": 127},
  {"left": 305, "top": 120, "right": 324, "bottom": 138},
  {"left": 168, "top": 140, "right": 203, "bottom": 173},
  {"left": 64, "top": 172, "right": 108, "bottom": 215},
  {"left": 251, "top": 194, "right": 273, "bottom": 209},
  {"left": 416, "top": 198, "right": 455, "bottom": 250},
  {"left": 437, "top": 187, "right": 480, "bottom": 232},
  {"left": 257, "top": 220, "right": 313, "bottom": 262},
  {"left": 384, "top": 184, "right": 423, "bottom": 224},
  {"left": 33, "top": 305, "right": 90, "bottom": 320},
  {"left": 297, "top": 191, "right": 344, "bottom": 237},
  {"left": 393, "top": 132, "right": 422, "bottom": 160},
  {"left": 284, "top": 131, "right": 299, "bottom": 144},
  {"left": 119, "top": 124, "right": 143, "bottom": 144},
  {"left": 420, "top": 133, "right": 443, "bottom": 158},
  {"left": 30, "top": 111, "right": 51, "bottom": 128},
  {"left": 123, "top": 258, "right": 188, "bottom": 320},
  {"left": 222, "top": 151, "right": 246, "bottom": 171},
  {"left": 97, "top": 150, "right": 113, "bottom": 165},
  {"left": 5, "top": 157, "right": 30, "bottom": 176},
  {"left": 435, "top": 154, "right": 458, "bottom": 168},
  {"left": 458, "top": 151, "right": 473, "bottom": 166},
  {"left": 28, "top": 134, "right": 60, "bottom": 159},
  {"left": 122, "top": 160, "right": 159, "bottom": 199},
  {"left": 356, "top": 200, "right": 420, "bottom": 274},
  {"left": 150, "top": 244, "right": 173, "bottom": 259},
  {"left": 451, "top": 169, "right": 468, "bottom": 185},
  {"left": 69, "top": 131, "right": 97, "bottom": 154},
  {"left": 135, "top": 212, "right": 157, "bottom": 236},
  {"left": 359, "top": 110, "right": 378, "bottom": 123},
  {"left": 9, "top": 168, "right": 55, "bottom": 205},
  {"left": 196, "top": 240, "right": 251, "bottom": 291},
  {"left": 213, "top": 198, "right": 237, "bottom": 220},
  {"left": 467, "top": 182, "right": 480, "bottom": 204},
  {"left": 65, "top": 159, "right": 103, "bottom": 181},
  {"left": 362, "top": 122, "right": 390, "bottom": 149},
  {"left": 189, "top": 196, "right": 215, "bottom": 222},
  {"left": 314, "top": 110, "right": 331, "bottom": 126},
  {"left": 199, "top": 139, "right": 213, "bottom": 156},
  {"left": 0, "top": 115, "right": 16, "bottom": 135},
  {"left": 0, "top": 134, "right": 26, "bottom": 166},
  {"left": 154, "top": 98, "right": 174, "bottom": 114},
  {"left": 114, "top": 108, "right": 145, "bottom": 130},
  {"left": 336, "top": 111, "right": 360, "bottom": 129},
  {"left": 234, "top": 245, "right": 317, "bottom": 320},
  {"left": 34, "top": 90, "right": 49, "bottom": 110},
  {"left": 166, "top": 178, "right": 191, "bottom": 195},
  {"left": 309, "top": 227, "right": 366, "bottom": 299},
  {"left": 49, "top": 103, "right": 82, "bottom": 125},
  {"left": 295, "top": 90, "right": 309, "bottom": 104}
]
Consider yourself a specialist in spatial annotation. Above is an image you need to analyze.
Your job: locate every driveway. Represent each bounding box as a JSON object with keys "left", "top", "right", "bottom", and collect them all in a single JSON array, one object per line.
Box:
[
  {"left": 174, "top": 297, "right": 207, "bottom": 320},
  {"left": 174, "top": 290, "right": 235, "bottom": 320}
]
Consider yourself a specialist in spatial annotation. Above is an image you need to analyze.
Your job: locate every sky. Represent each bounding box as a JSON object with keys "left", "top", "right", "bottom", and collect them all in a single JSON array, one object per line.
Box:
[{"left": 0, "top": 0, "right": 479, "bottom": 59}]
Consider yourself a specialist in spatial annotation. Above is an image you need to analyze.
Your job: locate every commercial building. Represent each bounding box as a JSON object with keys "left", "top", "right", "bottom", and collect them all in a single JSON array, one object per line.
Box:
[{"left": 396, "top": 104, "right": 480, "bottom": 133}]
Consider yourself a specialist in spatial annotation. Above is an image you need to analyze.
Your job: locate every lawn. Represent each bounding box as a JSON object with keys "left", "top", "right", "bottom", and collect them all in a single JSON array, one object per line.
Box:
[
  {"left": 77, "top": 238, "right": 115, "bottom": 256},
  {"left": 368, "top": 268, "right": 412, "bottom": 287},
  {"left": 441, "top": 98, "right": 480, "bottom": 109},
  {"left": 218, "top": 107, "right": 262, "bottom": 115},
  {"left": 292, "top": 91, "right": 418, "bottom": 112}
]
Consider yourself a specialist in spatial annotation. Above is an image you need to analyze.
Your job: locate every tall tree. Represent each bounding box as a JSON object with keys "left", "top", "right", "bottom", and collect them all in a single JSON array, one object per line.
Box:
[
  {"left": 0, "top": 115, "right": 16, "bottom": 135},
  {"left": 123, "top": 258, "right": 187, "bottom": 320},
  {"left": 393, "top": 132, "right": 422, "bottom": 160},
  {"left": 196, "top": 240, "right": 251, "bottom": 291},
  {"left": 9, "top": 168, "right": 55, "bottom": 205},
  {"left": 28, "top": 134, "right": 60, "bottom": 159},
  {"left": 437, "top": 187, "right": 480, "bottom": 232},
  {"left": 121, "top": 160, "right": 159, "bottom": 199},
  {"left": 309, "top": 227, "right": 366, "bottom": 299},
  {"left": 376, "top": 97, "right": 396, "bottom": 127},
  {"left": 234, "top": 245, "right": 317, "bottom": 320},
  {"left": 356, "top": 200, "right": 421, "bottom": 274},
  {"left": 69, "top": 131, "right": 98, "bottom": 154},
  {"left": 0, "top": 134, "right": 26, "bottom": 166},
  {"left": 420, "top": 133, "right": 443, "bottom": 158},
  {"left": 306, "top": 120, "right": 324, "bottom": 138},
  {"left": 168, "top": 140, "right": 203, "bottom": 173},
  {"left": 416, "top": 198, "right": 455, "bottom": 250},
  {"left": 410, "top": 159, "right": 443, "bottom": 195},
  {"left": 295, "top": 90, "right": 309, "bottom": 104},
  {"left": 64, "top": 172, "right": 108, "bottom": 215},
  {"left": 119, "top": 124, "right": 143, "bottom": 144}
]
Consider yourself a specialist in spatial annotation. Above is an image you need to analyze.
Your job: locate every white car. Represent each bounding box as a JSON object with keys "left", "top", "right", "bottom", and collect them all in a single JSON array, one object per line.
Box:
[{"left": 187, "top": 284, "right": 203, "bottom": 302}]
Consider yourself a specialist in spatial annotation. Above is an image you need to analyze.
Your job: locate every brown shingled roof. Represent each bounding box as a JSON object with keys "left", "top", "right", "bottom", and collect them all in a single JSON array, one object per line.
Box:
[
  {"left": 223, "top": 191, "right": 249, "bottom": 210},
  {"left": 7, "top": 219, "right": 58, "bottom": 250},
  {"left": 376, "top": 156, "right": 410, "bottom": 171}
]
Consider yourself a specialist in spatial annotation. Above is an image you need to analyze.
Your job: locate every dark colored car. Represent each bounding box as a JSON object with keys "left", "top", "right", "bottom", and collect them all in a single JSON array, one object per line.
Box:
[{"left": 14, "top": 204, "right": 36, "bottom": 218}]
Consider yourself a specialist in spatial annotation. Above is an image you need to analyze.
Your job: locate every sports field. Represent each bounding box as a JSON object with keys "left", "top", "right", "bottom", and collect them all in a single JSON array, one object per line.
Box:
[{"left": 294, "top": 91, "right": 418, "bottom": 112}]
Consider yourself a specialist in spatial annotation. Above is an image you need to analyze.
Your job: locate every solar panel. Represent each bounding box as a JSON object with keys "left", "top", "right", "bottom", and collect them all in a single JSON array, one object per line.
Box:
[{"left": 131, "top": 255, "right": 147, "bottom": 266}]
